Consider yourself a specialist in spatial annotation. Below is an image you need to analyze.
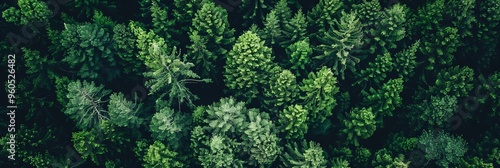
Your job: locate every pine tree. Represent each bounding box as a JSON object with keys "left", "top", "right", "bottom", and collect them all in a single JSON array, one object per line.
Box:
[
  {"left": 315, "top": 11, "right": 363, "bottom": 79},
  {"left": 64, "top": 80, "right": 111, "bottom": 130}
]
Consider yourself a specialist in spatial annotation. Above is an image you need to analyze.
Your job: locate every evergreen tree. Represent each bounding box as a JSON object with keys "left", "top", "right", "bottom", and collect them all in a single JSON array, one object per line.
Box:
[
  {"left": 224, "top": 31, "right": 276, "bottom": 103},
  {"left": 299, "top": 66, "right": 340, "bottom": 126},
  {"left": 64, "top": 80, "right": 111, "bottom": 130},
  {"left": 315, "top": 11, "right": 363, "bottom": 79}
]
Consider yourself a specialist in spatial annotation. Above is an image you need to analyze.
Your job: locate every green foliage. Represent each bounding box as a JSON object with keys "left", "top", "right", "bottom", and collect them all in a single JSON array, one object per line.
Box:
[
  {"left": 243, "top": 110, "right": 281, "bottom": 166},
  {"left": 197, "top": 135, "right": 243, "bottom": 167},
  {"left": 331, "top": 157, "right": 350, "bottom": 168},
  {"left": 409, "top": 95, "right": 458, "bottom": 130},
  {"left": 224, "top": 31, "right": 275, "bottom": 102},
  {"left": 362, "top": 78, "right": 404, "bottom": 125},
  {"left": 112, "top": 23, "right": 142, "bottom": 75},
  {"left": 273, "top": 0, "right": 292, "bottom": 28},
  {"left": 315, "top": 11, "right": 363, "bottom": 79},
  {"left": 279, "top": 104, "right": 309, "bottom": 140},
  {"left": 141, "top": 38, "right": 211, "bottom": 108},
  {"left": 60, "top": 23, "right": 119, "bottom": 80},
  {"left": 261, "top": 10, "right": 282, "bottom": 46},
  {"left": 418, "top": 130, "right": 468, "bottom": 168},
  {"left": 353, "top": 147, "right": 372, "bottom": 167},
  {"left": 143, "top": 141, "right": 185, "bottom": 168},
  {"left": 1, "top": 0, "right": 51, "bottom": 26},
  {"left": 68, "top": 0, "right": 116, "bottom": 18},
  {"left": 369, "top": 4, "right": 407, "bottom": 54},
  {"left": 203, "top": 97, "right": 247, "bottom": 135},
  {"left": 263, "top": 69, "right": 299, "bottom": 115},
  {"left": 285, "top": 38, "right": 313, "bottom": 77},
  {"left": 482, "top": 72, "right": 500, "bottom": 116},
  {"left": 108, "top": 93, "right": 143, "bottom": 128},
  {"left": 340, "top": 107, "right": 376, "bottom": 146},
  {"left": 394, "top": 41, "right": 420, "bottom": 82},
  {"left": 149, "top": 103, "right": 192, "bottom": 150},
  {"left": 280, "top": 9, "right": 308, "bottom": 48},
  {"left": 307, "top": 0, "right": 344, "bottom": 34},
  {"left": 0, "top": 124, "right": 57, "bottom": 167},
  {"left": 372, "top": 149, "right": 410, "bottom": 168},
  {"left": 386, "top": 132, "right": 418, "bottom": 154},
  {"left": 150, "top": 0, "right": 179, "bottom": 46},
  {"left": 416, "top": 65, "right": 475, "bottom": 101},
  {"left": 461, "top": 157, "right": 494, "bottom": 168},
  {"left": 64, "top": 80, "right": 111, "bottom": 130},
  {"left": 299, "top": 66, "right": 339, "bottom": 125},
  {"left": 280, "top": 141, "right": 328, "bottom": 168},
  {"left": 72, "top": 130, "right": 107, "bottom": 165},
  {"left": 355, "top": 52, "right": 394, "bottom": 86},
  {"left": 239, "top": 0, "right": 276, "bottom": 27},
  {"left": 187, "top": 1, "right": 235, "bottom": 79},
  {"left": 421, "top": 26, "right": 460, "bottom": 70}
]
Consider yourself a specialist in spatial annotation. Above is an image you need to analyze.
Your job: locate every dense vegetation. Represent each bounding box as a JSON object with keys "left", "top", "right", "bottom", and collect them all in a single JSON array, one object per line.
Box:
[{"left": 1, "top": 0, "right": 499, "bottom": 167}]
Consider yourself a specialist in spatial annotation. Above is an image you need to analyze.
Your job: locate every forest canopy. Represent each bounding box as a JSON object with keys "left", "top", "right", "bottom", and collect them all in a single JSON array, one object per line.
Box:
[{"left": 1, "top": 0, "right": 499, "bottom": 167}]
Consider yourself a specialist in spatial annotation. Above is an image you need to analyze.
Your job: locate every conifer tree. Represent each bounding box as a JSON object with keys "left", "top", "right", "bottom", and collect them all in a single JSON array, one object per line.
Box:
[{"left": 315, "top": 11, "right": 363, "bottom": 79}]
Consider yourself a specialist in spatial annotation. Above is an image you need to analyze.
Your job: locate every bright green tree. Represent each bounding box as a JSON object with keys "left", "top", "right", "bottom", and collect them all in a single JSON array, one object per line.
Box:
[
  {"left": 285, "top": 38, "right": 313, "bottom": 77},
  {"left": 371, "top": 149, "right": 410, "bottom": 168},
  {"left": 1, "top": 0, "right": 51, "bottom": 26},
  {"left": 224, "top": 31, "right": 276, "bottom": 103},
  {"left": 150, "top": 0, "right": 179, "bottom": 46},
  {"left": 263, "top": 69, "right": 299, "bottom": 115},
  {"left": 279, "top": 104, "right": 309, "bottom": 140},
  {"left": 143, "top": 141, "right": 185, "bottom": 168},
  {"left": 340, "top": 107, "right": 377, "bottom": 146},
  {"left": 315, "top": 11, "right": 364, "bottom": 79},
  {"left": 408, "top": 95, "right": 458, "bottom": 130},
  {"left": 299, "top": 66, "right": 340, "bottom": 126}
]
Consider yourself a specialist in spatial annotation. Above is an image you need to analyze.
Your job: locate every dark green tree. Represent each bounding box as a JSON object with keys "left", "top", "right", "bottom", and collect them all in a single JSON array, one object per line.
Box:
[
  {"left": 187, "top": 1, "right": 235, "bottom": 79},
  {"left": 149, "top": 102, "right": 192, "bottom": 150},
  {"left": 60, "top": 23, "right": 119, "bottom": 80},
  {"left": 108, "top": 93, "right": 144, "bottom": 128},
  {"left": 280, "top": 9, "right": 308, "bottom": 49},
  {"left": 280, "top": 141, "right": 328, "bottom": 168},
  {"left": 315, "top": 11, "right": 364, "bottom": 79},
  {"left": 361, "top": 78, "right": 404, "bottom": 126},
  {"left": 418, "top": 130, "right": 468, "bottom": 168},
  {"left": 238, "top": 0, "right": 276, "bottom": 27}
]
